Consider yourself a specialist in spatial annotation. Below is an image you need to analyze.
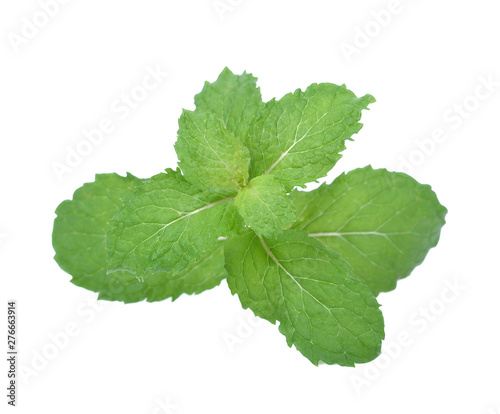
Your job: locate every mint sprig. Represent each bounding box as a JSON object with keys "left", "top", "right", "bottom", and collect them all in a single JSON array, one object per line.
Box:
[{"left": 52, "top": 67, "right": 447, "bottom": 366}]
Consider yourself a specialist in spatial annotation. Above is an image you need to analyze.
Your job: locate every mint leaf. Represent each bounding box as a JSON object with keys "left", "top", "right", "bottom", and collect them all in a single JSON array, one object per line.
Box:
[
  {"left": 148, "top": 241, "right": 227, "bottom": 301},
  {"left": 194, "top": 67, "right": 262, "bottom": 143},
  {"left": 175, "top": 110, "right": 250, "bottom": 190},
  {"left": 234, "top": 175, "right": 296, "bottom": 238},
  {"left": 224, "top": 231, "right": 279, "bottom": 324},
  {"left": 247, "top": 83, "right": 374, "bottom": 190},
  {"left": 292, "top": 166, "right": 447, "bottom": 295},
  {"left": 53, "top": 173, "right": 141, "bottom": 294},
  {"left": 106, "top": 169, "right": 238, "bottom": 276},
  {"left": 53, "top": 173, "right": 228, "bottom": 303},
  {"left": 225, "top": 229, "right": 385, "bottom": 366},
  {"left": 99, "top": 241, "right": 227, "bottom": 303}
]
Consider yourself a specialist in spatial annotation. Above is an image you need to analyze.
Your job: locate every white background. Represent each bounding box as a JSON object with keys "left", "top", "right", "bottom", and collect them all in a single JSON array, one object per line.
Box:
[{"left": 1, "top": 1, "right": 499, "bottom": 413}]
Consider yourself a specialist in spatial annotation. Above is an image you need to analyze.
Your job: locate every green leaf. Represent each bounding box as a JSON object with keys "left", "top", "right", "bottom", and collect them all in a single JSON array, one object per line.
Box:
[
  {"left": 53, "top": 173, "right": 141, "bottom": 294},
  {"left": 247, "top": 83, "right": 374, "bottom": 191},
  {"left": 194, "top": 67, "right": 262, "bottom": 143},
  {"left": 175, "top": 110, "right": 250, "bottom": 190},
  {"left": 224, "top": 231, "right": 279, "bottom": 324},
  {"left": 225, "top": 229, "right": 384, "bottom": 366},
  {"left": 99, "top": 242, "right": 228, "bottom": 303},
  {"left": 292, "top": 166, "right": 447, "bottom": 295},
  {"left": 53, "top": 173, "right": 228, "bottom": 303},
  {"left": 106, "top": 169, "right": 239, "bottom": 277},
  {"left": 234, "top": 175, "right": 296, "bottom": 239}
]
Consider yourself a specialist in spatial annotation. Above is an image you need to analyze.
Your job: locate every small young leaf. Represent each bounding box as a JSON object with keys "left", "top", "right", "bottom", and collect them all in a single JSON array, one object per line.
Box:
[
  {"left": 194, "top": 67, "right": 262, "bottom": 143},
  {"left": 53, "top": 173, "right": 228, "bottom": 303},
  {"left": 292, "top": 166, "right": 447, "bottom": 295},
  {"left": 106, "top": 169, "right": 239, "bottom": 277},
  {"left": 247, "top": 83, "right": 374, "bottom": 191},
  {"left": 234, "top": 175, "right": 296, "bottom": 239},
  {"left": 175, "top": 110, "right": 250, "bottom": 190},
  {"left": 225, "top": 229, "right": 385, "bottom": 366}
]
